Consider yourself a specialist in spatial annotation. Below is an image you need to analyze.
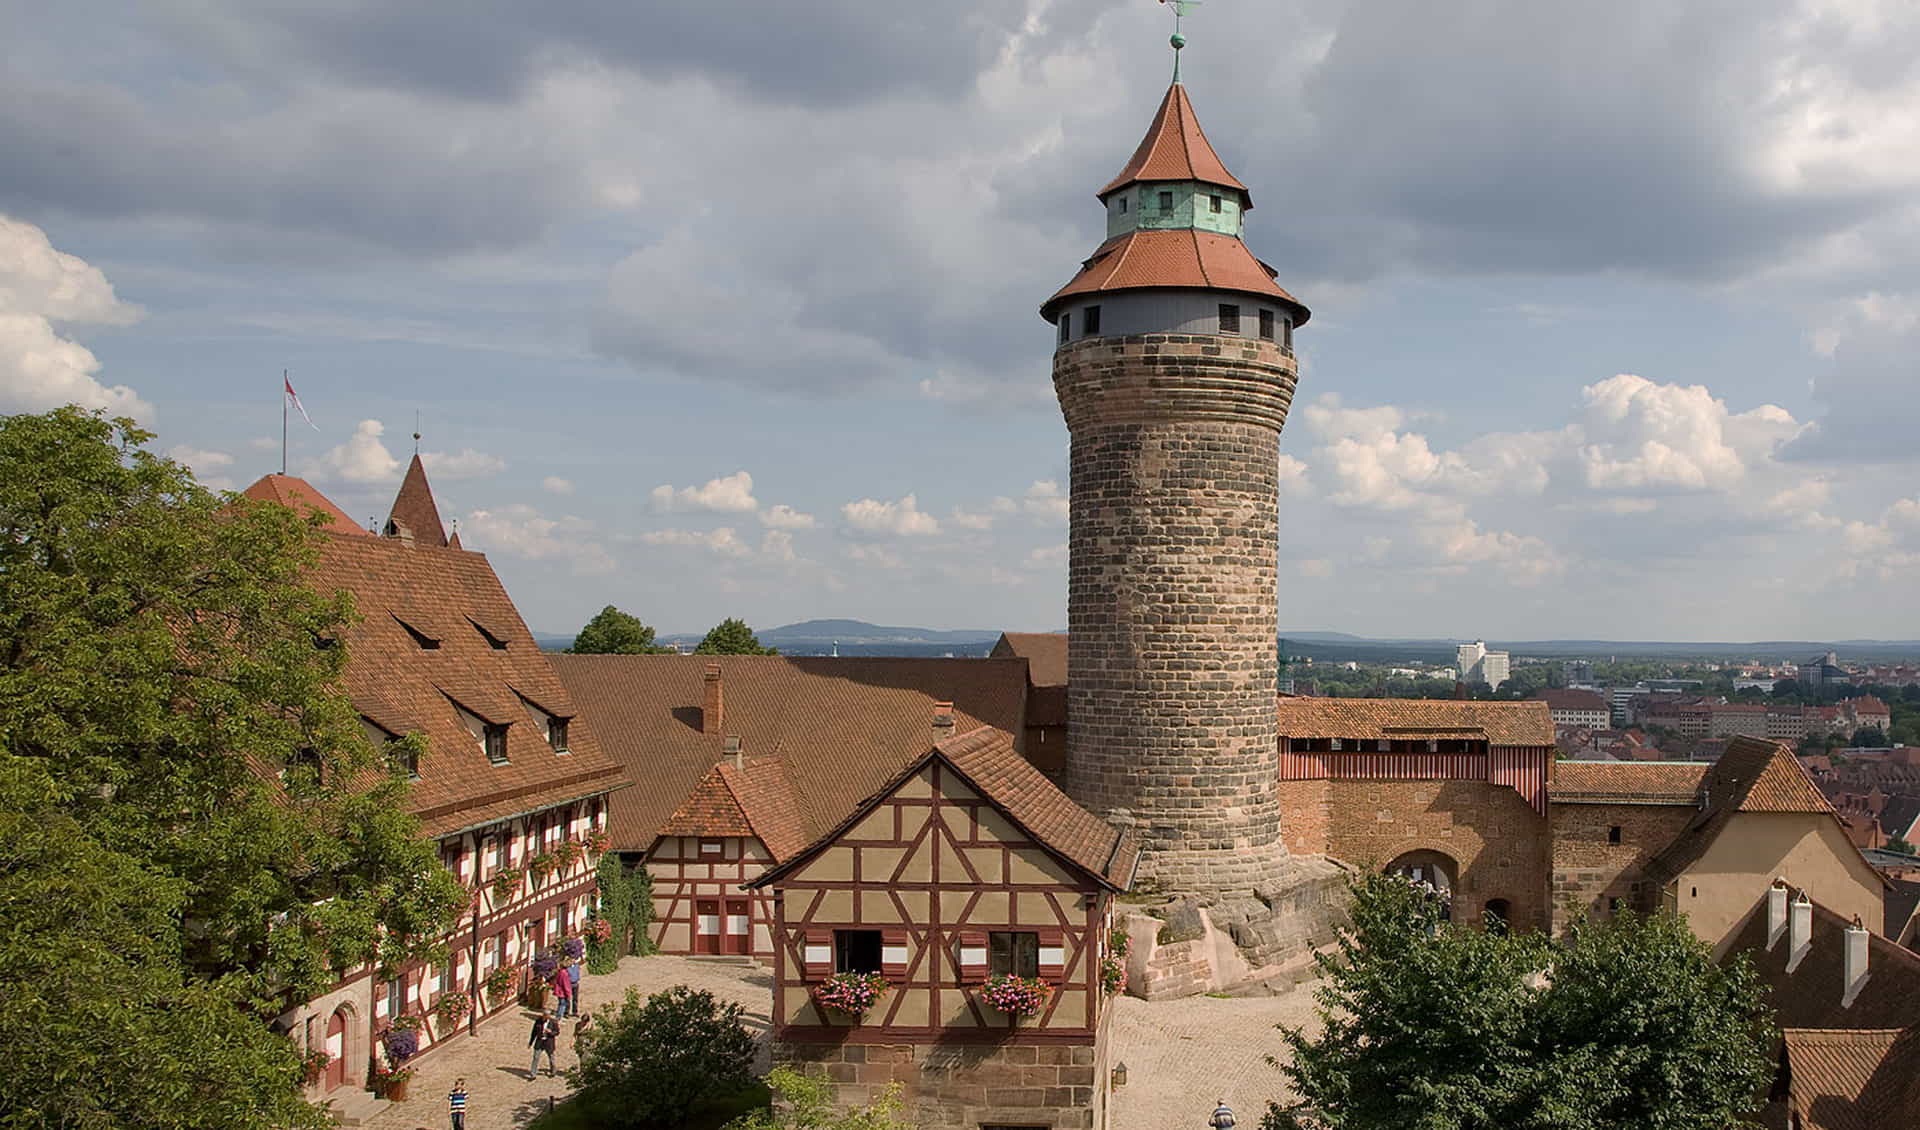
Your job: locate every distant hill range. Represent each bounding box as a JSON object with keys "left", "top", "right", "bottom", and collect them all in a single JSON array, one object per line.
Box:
[{"left": 535, "top": 620, "right": 1920, "bottom": 663}]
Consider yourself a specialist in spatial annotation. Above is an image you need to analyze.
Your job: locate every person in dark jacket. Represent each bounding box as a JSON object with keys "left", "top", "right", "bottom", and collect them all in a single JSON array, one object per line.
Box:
[{"left": 528, "top": 1010, "right": 559, "bottom": 1078}]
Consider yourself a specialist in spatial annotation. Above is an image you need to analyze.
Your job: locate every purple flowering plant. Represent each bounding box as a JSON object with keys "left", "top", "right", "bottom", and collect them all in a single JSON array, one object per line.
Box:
[
  {"left": 811, "top": 971, "right": 889, "bottom": 1016},
  {"left": 381, "top": 1023, "right": 420, "bottom": 1062},
  {"left": 563, "top": 936, "right": 584, "bottom": 961},
  {"left": 979, "top": 973, "right": 1051, "bottom": 1017},
  {"left": 530, "top": 948, "right": 560, "bottom": 980}
]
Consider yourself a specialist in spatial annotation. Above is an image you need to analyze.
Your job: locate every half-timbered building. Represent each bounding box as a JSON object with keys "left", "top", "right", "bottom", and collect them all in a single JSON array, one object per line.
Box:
[
  {"left": 648, "top": 751, "right": 806, "bottom": 958},
  {"left": 747, "top": 724, "right": 1138, "bottom": 1130},
  {"left": 244, "top": 462, "right": 628, "bottom": 1103}
]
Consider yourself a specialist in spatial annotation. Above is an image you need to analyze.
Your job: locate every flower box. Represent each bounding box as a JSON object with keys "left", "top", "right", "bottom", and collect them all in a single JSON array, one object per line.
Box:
[
  {"left": 527, "top": 853, "right": 557, "bottom": 881},
  {"left": 556, "top": 839, "right": 584, "bottom": 869},
  {"left": 436, "top": 990, "right": 471, "bottom": 1027},
  {"left": 583, "top": 830, "right": 611, "bottom": 854},
  {"left": 1100, "top": 927, "right": 1131, "bottom": 996},
  {"left": 979, "top": 974, "right": 1052, "bottom": 1018},
  {"left": 811, "top": 971, "right": 889, "bottom": 1019},
  {"left": 490, "top": 867, "right": 523, "bottom": 904},
  {"left": 484, "top": 965, "right": 517, "bottom": 1005},
  {"left": 371, "top": 1064, "right": 415, "bottom": 1101}
]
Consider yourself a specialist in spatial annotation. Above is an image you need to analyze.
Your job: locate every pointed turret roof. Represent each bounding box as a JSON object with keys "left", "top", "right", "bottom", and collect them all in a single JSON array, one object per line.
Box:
[
  {"left": 1099, "top": 82, "right": 1248, "bottom": 202},
  {"left": 385, "top": 454, "right": 448, "bottom": 548}
]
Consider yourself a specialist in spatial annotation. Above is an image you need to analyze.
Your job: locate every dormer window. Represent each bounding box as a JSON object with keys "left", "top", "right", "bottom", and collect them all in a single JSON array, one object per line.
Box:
[
  {"left": 288, "top": 746, "right": 323, "bottom": 784},
  {"left": 392, "top": 740, "right": 420, "bottom": 780},
  {"left": 483, "top": 723, "right": 508, "bottom": 764},
  {"left": 469, "top": 617, "right": 508, "bottom": 650},
  {"left": 393, "top": 614, "right": 440, "bottom": 650},
  {"left": 1117, "top": 196, "right": 1128, "bottom": 214},
  {"left": 1157, "top": 190, "right": 1173, "bottom": 213},
  {"left": 547, "top": 717, "right": 570, "bottom": 754}
]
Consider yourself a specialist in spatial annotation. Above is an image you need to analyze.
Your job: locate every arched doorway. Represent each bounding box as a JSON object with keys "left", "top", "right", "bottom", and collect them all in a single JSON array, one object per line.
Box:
[
  {"left": 323, "top": 1006, "right": 349, "bottom": 1091},
  {"left": 1385, "top": 850, "right": 1458, "bottom": 922},
  {"left": 1484, "top": 898, "right": 1512, "bottom": 935}
]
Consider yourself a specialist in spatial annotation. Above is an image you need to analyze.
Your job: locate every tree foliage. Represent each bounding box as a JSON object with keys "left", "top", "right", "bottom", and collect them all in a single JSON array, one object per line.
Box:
[
  {"left": 1267, "top": 872, "right": 1774, "bottom": 1130},
  {"left": 569, "top": 986, "right": 755, "bottom": 1128},
  {"left": 694, "top": 617, "right": 777, "bottom": 655},
  {"left": 567, "top": 605, "right": 676, "bottom": 654},
  {"left": 0, "top": 408, "right": 467, "bottom": 1126},
  {"left": 723, "top": 1067, "right": 910, "bottom": 1130}
]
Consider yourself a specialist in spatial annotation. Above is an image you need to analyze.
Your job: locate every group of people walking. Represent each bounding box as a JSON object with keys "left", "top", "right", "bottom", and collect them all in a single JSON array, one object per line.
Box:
[
  {"left": 433, "top": 958, "right": 597, "bottom": 1129},
  {"left": 525, "top": 1005, "right": 588, "bottom": 1078}
]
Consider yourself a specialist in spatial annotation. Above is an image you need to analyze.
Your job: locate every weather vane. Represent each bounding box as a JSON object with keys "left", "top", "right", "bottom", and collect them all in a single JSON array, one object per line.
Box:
[{"left": 1160, "top": 0, "right": 1201, "bottom": 80}]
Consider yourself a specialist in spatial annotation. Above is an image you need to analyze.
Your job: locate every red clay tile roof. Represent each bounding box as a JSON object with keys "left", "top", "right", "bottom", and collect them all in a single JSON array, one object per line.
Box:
[
  {"left": 386, "top": 454, "right": 448, "bottom": 548},
  {"left": 1098, "top": 83, "right": 1248, "bottom": 200},
  {"left": 1550, "top": 761, "right": 1708, "bottom": 804},
  {"left": 1644, "top": 740, "right": 1848, "bottom": 888},
  {"left": 249, "top": 470, "right": 630, "bottom": 838},
  {"left": 990, "top": 632, "right": 1068, "bottom": 687},
  {"left": 1044, "top": 228, "right": 1307, "bottom": 320},
  {"left": 655, "top": 756, "right": 810, "bottom": 863},
  {"left": 1275, "top": 697, "right": 1553, "bottom": 747},
  {"left": 549, "top": 654, "right": 1030, "bottom": 853},
  {"left": 658, "top": 764, "right": 755, "bottom": 839},
  {"left": 1724, "top": 896, "right": 1920, "bottom": 1033},
  {"left": 240, "top": 474, "right": 369, "bottom": 536},
  {"left": 748, "top": 725, "right": 1137, "bottom": 892},
  {"left": 1776, "top": 1028, "right": 1920, "bottom": 1130}
]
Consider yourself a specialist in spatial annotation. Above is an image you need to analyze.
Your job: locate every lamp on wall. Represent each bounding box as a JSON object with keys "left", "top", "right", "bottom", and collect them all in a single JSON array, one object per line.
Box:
[{"left": 1111, "top": 1062, "right": 1128, "bottom": 1088}]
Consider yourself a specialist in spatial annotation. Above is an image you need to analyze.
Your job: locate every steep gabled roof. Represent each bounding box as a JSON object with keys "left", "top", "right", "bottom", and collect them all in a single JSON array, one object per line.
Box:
[
  {"left": 1777, "top": 1028, "right": 1920, "bottom": 1130},
  {"left": 747, "top": 725, "right": 1137, "bottom": 892},
  {"left": 1043, "top": 228, "right": 1307, "bottom": 319},
  {"left": 386, "top": 454, "right": 448, "bottom": 548},
  {"left": 656, "top": 756, "right": 809, "bottom": 862},
  {"left": 240, "top": 473, "right": 368, "bottom": 536},
  {"left": 990, "top": 632, "right": 1068, "bottom": 687},
  {"left": 1098, "top": 82, "right": 1248, "bottom": 200},
  {"left": 1646, "top": 739, "right": 1869, "bottom": 890},
  {"left": 1275, "top": 697, "right": 1553, "bottom": 747}
]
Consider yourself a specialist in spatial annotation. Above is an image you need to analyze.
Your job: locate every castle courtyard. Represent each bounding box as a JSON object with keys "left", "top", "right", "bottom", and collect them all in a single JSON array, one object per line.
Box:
[{"left": 356, "top": 954, "right": 1319, "bottom": 1130}]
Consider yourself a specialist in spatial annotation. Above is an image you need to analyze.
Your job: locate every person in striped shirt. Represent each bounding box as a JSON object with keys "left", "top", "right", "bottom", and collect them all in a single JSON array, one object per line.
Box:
[{"left": 448, "top": 1077, "right": 468, "bottom": 1130}]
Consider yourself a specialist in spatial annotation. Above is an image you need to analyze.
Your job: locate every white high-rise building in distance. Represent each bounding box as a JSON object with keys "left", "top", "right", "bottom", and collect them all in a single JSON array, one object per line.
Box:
[{"left": 1456, "top": 639, "right": 1511, "bottom": 689}]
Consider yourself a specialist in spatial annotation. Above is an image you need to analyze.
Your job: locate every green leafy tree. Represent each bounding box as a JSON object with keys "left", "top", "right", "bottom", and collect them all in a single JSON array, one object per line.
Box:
[
  {"left": 568, "top": 605, "right": 676, "bottom": 654},
  {"left": 1888, "top": 834, "right": 1916, "bottom": 856},
  {"left": 724, "top": 1067, "right": 910, "bottom": 1130},
  {"left": 1849, "top": 726, "right": 1887, "bottom": 747},
  {"left": 0, "top": 408, "right": 467, "bottom": 1123},
  {"left": 694, "top": 617, "right": 778, "bottom": 655},
  {"left": 569, "top": 986, "right": 755, "bottom": 1127},
  {"left": 1266, "top": 872, "right": 1773, "bottom": 1130},
  {"left": 588, "top": 852, "right": 628, "bottom": 974}
]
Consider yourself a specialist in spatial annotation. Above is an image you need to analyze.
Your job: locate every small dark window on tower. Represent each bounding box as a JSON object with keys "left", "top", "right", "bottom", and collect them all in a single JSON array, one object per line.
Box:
[
  {"left": 1083, "top": 305, "right": 1101, "bottom": 336},
  {"left": 1209, "top": 193, "right": 1222, "bottom": 213},
  {"left": 1218, "top": 304, "right": 1241, "bottom": 334},
  {"left": 1158, "top": 190, "right": 1173, "bottom": 213},
  {"left": 1058, "top": 313, "right": 1070, "bottom": 344},
  {"left": 1282, "top": 318, "right": 1293, "bottom": 350},
  {"left": 1118, "top": 196, "right": 1128, "bottom": 214},
  {"left": 1607, "top": 825, "right": 1622, "bottom": 844},
  {"left": 483, "top": 723, "right": 509, "bottom": 765},
  {"left": 1259, "top": 309, "right": 1275, "bottom": 340}
]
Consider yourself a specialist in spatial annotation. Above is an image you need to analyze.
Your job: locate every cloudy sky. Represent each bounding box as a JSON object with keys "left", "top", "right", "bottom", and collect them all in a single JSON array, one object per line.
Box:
[{"left": 5, "top": 0, "right": 1920, "bottom": 642}]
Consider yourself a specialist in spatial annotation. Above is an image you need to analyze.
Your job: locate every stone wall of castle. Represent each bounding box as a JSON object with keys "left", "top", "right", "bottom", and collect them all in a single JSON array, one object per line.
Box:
[
  {"left": 774, "top": 1030, "right": 1111, "bottom": 1130},
  {"left": 1054, "top": 333, "right": 1299, "bottom": 892},
  {"left": 1548, "top": 802, "right": 1701, "bottom": 931}
]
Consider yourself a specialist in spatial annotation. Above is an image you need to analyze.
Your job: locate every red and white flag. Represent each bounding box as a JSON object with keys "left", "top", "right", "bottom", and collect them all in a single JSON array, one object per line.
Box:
[{"left": 283, "top": 374, "right": 318, "bottom": 430}]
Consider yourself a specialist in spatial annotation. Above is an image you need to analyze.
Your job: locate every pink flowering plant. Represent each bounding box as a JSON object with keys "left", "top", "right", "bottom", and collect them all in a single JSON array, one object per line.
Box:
[
  {"left": 980, "top": 973, "right": 1052, "bottom": 1017},
  {"left": 1100, "top": 927, "right": 1130, "bottom": 996},
  {"left": 812, "top": 971, "right": 889, "bottom": 1016}
]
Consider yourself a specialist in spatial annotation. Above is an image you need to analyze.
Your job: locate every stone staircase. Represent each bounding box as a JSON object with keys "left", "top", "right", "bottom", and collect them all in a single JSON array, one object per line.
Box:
[{"left": 324, "top": 1088, "right": 390, "bottom": 1127}]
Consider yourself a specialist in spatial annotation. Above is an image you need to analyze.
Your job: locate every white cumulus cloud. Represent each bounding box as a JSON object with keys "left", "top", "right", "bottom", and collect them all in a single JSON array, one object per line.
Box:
[
  {"left": 759, "top": 503, "right": 816, "bottom": 529},
  {"left": 0, "top": 216, "right": 149, "bottom": 419},
  {"left": 841, "top": 492, "right": 941, "bottom": 537},
  {"left": 542, "top": 475, "right": 574, "bottom": 495},
  {"left": 462, "top": 503, "right": 614, "bottom": 575},
  {"left": 640, "top": 526, "right": 752, "bottom": 557},
  {"left": 650, "top": 470, "right": 758, "bottom": 514}
]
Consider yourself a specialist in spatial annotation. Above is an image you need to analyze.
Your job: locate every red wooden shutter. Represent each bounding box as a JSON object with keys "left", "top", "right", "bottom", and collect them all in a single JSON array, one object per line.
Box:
[
  {"left": 1037, "top": 929, "right": 1066, "bottom": 981},
  {"left": 801, "top": 929, "right": 833, "bottom": 981},
  {"left": 957, "top": 931, "right": 989, "bottom": 984},
  {"left": 880, "top": 928, "right": 909, "bottom": 979}
]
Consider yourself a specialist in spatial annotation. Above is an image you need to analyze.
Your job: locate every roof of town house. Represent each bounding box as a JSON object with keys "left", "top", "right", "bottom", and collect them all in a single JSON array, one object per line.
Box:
[
  {"left": 1645, "top": 739, "right": 1865, "bottom": 890},
  {"left": 1098, "top": 82, "right": 1249, "bottom": 200},
  {"left": 748, "top": 725, "right": 1138, "bottom": 892},
  {"left": 549, "top": 654, "right": 1030, "bottom": 853},
  {"left": 243, "top": 472, "right": 630, "bottom": 838},
  {"left": 1852, "top": 695, "right": 1889, "bottom": 713},
  {"left": 1533, "top": 689, "right": 1608, "bottom": 711},
  {"left": 1044, "top": 228, "right": 1306, "bottom": 316},
  {"left": 386, "top": 454, "right": 448, "bottom": 548},
  {"left": 657, "top": 755, "right": 809, "bottom": 862},
  {"left": 1722, "top": 895, "right": 1920, "bottom": 1033},
  {"left": 1775, "top": 1028, "right": 1920, "bottom": 1130},
  {"left": 1549, "top": 761, "right": 1709, "bottom": 805},
  {"left": 240, "top": 473, "right": 369, "bottom": 537},
  {"left": 1878, "top": 795, "right": 1920, "bottom": 840},
  {"left": 1274, "top": 697, "right": 1554, "bottom": 747},
  {"left": 1886, "top": 878, "right": 1920, "bottom": 941},
  {"left": 991, "top": 632, "right": 1069, "bottom": 687}
]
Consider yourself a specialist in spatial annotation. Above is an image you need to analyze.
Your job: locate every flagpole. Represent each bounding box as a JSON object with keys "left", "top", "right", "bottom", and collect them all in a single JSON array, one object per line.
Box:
[{"left": 281, "top": 369, "right": 288, "bottom": 476}]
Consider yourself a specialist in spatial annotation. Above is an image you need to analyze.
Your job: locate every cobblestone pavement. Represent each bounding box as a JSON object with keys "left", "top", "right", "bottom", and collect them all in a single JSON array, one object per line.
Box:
[
  {"left": 355, "top": 956, "right": 773, "bottom": 1130},
  {"left": 1107, "top": 986, "right": 1322, "bottom": 1130}
]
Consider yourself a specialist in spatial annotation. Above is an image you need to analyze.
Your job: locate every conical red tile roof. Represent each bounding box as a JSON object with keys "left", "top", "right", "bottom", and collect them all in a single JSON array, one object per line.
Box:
[
  {"left": 1099, "top": 82, "right": 1248, "bottom": 202},
  {"left": 1042, "top": 228, "right": 1308, "bottom": 321},
  {"left": 386, "top": 454, "right": 448, "bottom": 548}
]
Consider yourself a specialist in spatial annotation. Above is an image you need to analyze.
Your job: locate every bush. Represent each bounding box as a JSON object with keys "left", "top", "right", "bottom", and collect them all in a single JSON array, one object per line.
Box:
[
  {"left": 569, "top": 986, "right": 756, "bottom": 1128},
  {"left": 723, "top": 1067, "right": 908, "bottom": 1130}
]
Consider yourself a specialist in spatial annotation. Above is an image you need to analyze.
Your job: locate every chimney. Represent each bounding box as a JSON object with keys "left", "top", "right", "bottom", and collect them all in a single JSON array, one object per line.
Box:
[
  {"left": 724, "top": 734, "right": 742, "bottom": 770},
  {"left": 702, "top": 663, "right": 724, "bottom": 736},
  {"left": 932, "top": 700, "right": 955, "bottom": 733},
  {"left": 1842, "top": 915, "right": 1870, "bottom": 1008},
  {"left": 1786, "top": 890, "right": 1813, "bottom": 973},
  {"left": 1766, "top": 881, "right": 1789, "bottom": 950}
]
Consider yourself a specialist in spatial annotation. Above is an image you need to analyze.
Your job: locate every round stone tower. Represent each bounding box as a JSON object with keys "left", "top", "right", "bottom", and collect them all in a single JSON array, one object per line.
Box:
[{"left": 1041, "top": 78, "right": 1310, "bottom": 892}]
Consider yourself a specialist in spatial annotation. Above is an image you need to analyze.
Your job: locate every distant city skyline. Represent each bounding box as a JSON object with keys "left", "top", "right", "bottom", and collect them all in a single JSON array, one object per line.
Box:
[{"left": 5, "top": 2, "right": 1920, "bottom": 639}]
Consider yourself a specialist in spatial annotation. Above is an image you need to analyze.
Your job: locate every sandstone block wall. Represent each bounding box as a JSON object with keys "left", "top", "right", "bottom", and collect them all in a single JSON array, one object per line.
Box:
[
  {"left": 1548, "top": 802, "right": 1698, "bottom": 931},
  {"left": 1054, "top": 333, "right": 1299, "bottom": 893},
  {"left": 775, "top": 1035, "right": 1108, "bottom": 1130},
  {"left": 1319, "top": 779, "right": 1551, "bottom": 931},
  {"left": 1274, "top": 778, "right": 1332, "bottom": 856}
]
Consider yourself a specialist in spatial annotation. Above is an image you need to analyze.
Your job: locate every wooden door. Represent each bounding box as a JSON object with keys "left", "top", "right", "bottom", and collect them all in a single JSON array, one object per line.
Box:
[
  {"left": 695, "top": 899, "right": 721, "bottom": 955},
  {"left": 724, "top": 898, "right": 750, "bottom": 955},
  {"left": 323, "top": 1008, "right": 348, "bottom": 1091}
]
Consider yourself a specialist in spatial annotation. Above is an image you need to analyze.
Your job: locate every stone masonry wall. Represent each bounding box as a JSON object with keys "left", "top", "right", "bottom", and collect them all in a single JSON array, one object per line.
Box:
[
  {"left": 1548, "top": 802, "right": 1698, "bottom": 931},
  {"left": 1054, "top": 333, "right": 1299, "bottom": 893},
  {"left": 1320, "top": 779, "right": 1552, "bottom": 931},
  {"left": 1274, "top": 777, "right": 1332, "bottom": 856},
  {"left": 775, "top": 1034, "right": 1108, "bottom": 1130}
]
